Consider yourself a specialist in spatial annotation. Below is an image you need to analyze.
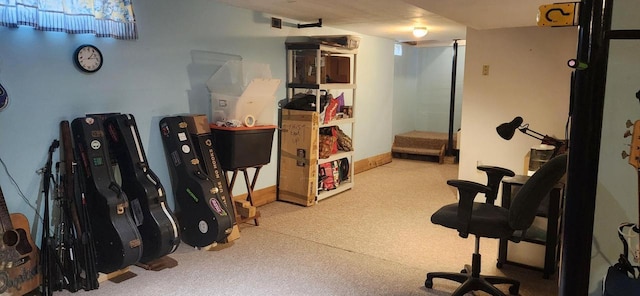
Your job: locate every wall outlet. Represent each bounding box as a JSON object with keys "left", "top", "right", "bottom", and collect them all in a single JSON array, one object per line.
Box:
[{"left": 482, "top": 65, "right": 490, "bottom": 76}]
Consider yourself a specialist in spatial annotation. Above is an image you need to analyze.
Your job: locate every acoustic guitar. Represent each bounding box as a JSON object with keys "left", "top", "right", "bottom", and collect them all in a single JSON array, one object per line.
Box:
[{"left": 0, "top": 185, "right": 39, "bottom": 295}]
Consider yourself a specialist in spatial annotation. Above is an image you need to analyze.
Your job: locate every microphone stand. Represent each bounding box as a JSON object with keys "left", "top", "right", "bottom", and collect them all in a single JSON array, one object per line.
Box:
[{"left": 40, "top": 140, "right": 59, "bottom": 296}]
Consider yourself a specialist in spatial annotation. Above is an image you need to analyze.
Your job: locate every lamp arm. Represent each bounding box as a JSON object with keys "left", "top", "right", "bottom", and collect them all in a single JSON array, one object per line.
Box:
[{"left": 518, "top": 125, "right": 545, "bottom": 141}]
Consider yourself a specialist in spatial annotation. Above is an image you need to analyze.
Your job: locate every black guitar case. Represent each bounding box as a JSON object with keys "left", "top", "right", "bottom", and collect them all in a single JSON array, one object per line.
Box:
[
  {"left": 159, "top": 116, "right": 233, "bottom": 247},
  {"left": 104, "top": 114, "right": 181, "bottom": 263},
  {"left": 71, "top": 116, "right": 142, "bottom": 273},
  {"left": 190, "top": 132, "right": 234, "bottom": 216}
]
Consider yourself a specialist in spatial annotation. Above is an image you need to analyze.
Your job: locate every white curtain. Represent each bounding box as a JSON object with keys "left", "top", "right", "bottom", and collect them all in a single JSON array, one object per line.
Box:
[{"left": 0, "top": 0, "right": 137, "bottom": 39}]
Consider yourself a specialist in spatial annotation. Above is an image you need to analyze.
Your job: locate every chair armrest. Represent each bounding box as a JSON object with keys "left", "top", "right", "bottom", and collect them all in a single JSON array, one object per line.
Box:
[
  {"left": 477, "top": 165, "right": 515, "bottom": 177},
  {"left": 446, "top": 180, "right": 491, "bottom": 237},
  {"left": 477, "top": 165, "right": 515, "bottom": 205},
  {"left": 446, "top": 180, "right": 492, "bottom": 197}
]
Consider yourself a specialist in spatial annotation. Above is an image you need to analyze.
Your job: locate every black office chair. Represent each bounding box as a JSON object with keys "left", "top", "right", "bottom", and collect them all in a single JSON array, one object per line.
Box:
[
  {"left": 476, "top": 165, "right": 515, "bottom": 204},
  {"left": 425, "top": 154, "right": 568, "bottom": 296}
]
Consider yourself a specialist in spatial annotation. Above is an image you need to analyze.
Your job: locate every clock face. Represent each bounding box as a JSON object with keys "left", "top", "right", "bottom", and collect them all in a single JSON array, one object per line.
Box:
[{"left": 74, "top": 45, "right": 103, "bottom": 73}]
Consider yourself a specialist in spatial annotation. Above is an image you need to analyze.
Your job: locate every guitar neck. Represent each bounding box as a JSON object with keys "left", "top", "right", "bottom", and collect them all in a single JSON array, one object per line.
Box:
[{"left": 0, "top": 185, "right": 15, "bottom": 232}]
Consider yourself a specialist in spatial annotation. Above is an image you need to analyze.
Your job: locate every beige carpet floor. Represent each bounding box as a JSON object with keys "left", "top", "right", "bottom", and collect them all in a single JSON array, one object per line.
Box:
[{"left": 56, "top": 158, "right": 558, "bottom": 295}]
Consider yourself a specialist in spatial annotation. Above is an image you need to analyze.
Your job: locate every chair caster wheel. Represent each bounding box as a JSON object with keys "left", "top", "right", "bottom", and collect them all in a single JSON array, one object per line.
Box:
[
  {"left": 460, "top": 269, "right": 467, "bottom": 274},
  {"left": 496, "top": 262, "right": 503, "bottom": 268},
  {"left": 509, "top": 285, "right": 519, "bottom": 295},
  {"left": 425, "top": 279, "right": 433, "bottom": 289}
]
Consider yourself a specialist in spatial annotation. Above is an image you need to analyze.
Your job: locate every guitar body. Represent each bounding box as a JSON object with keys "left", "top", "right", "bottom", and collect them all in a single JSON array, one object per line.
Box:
[
  {"left": 0, "top": 213, "right": 39, "bottom": 295},
  {"left": 104, "top": 114, "right": 180, "bottom": 263},
  {"left": 71, "top": 116, "right": 142, "bottom": 274},
  {"left": 159, "top": 116, "right": 233, "bottom": 247}
]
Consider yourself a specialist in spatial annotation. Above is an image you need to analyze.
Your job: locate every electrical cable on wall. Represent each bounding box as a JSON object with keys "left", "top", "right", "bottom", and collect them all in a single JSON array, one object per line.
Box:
[{"left": 0, "top": 156, "right": 44, "bottom": 222}]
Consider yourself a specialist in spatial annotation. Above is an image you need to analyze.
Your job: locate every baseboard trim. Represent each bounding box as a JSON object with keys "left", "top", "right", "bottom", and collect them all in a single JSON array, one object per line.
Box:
[
  {"left": 233, "top": 185, "right": 276, "bottom": 207},
  {"left": 354, "top": 152, "right": 392, "bottom": 174}
]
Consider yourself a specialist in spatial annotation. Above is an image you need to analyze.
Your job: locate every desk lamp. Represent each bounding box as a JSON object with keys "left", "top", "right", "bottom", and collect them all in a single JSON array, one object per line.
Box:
[{"left": 496, "top": 116, "right": 565, "bottom": 155}]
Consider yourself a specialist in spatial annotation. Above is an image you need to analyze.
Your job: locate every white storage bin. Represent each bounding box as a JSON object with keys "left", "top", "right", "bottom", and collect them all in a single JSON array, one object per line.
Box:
[{"left": 207, "top": 60, "right": 280, "bottom": 126}]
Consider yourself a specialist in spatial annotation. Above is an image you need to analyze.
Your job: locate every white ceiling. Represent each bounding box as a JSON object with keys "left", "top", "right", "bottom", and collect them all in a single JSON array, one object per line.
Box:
[{"left": 215, "top": 0, "right": 551, "bottom": 46}]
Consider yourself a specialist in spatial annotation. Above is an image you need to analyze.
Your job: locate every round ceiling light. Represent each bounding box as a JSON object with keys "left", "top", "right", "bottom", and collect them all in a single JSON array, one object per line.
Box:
[{"left": 413, "top": 27, "right": 428, "bottom": 38}]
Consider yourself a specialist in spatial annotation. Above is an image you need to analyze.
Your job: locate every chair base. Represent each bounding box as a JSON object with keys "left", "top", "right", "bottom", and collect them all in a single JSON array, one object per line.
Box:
[{"left": 425, "top": 265, "right": 520, "bottom": 296}]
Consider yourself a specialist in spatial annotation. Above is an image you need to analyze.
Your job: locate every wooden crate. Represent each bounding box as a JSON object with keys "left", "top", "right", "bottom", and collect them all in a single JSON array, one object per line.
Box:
[{"left": 278, "top": 110, "right": 318, "bottom": 206}]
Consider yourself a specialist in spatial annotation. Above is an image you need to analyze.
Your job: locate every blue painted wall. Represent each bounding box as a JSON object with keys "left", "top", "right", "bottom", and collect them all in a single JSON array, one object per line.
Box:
[
  {"left": 0, "top": 0, "right": 395, "bottom": 238},
  {"left": 393, "top": 44, "right": 465, "bottom": 136}
]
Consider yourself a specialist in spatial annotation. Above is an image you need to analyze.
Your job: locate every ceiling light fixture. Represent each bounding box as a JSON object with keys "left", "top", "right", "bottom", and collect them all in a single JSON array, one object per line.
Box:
[{"left": 413, "top": 27, "right": 428, "bottom": 38}]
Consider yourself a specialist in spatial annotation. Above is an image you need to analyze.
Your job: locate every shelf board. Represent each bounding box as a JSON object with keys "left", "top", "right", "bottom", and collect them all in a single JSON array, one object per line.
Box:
[
  {"left": 319, "top": 151, "right": 353, "bottom": 164},
  {"left": 317, "top": 182, "right": 354, "bottom": 202},
  {"left": 287, "top": 83, "right": 357, "bottom": 90},
  {"left": 320, "top": 118, "right": 354, "bottom": 128},
  {"left": 286, "top": 42, "right": 358, "bottom": 54}
]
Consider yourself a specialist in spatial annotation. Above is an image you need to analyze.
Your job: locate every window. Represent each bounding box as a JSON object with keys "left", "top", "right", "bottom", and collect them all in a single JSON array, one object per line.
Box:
[
  {"left": 0, "top": 0, "right": 137, "bottom": 40},
  {"left": 394, "top": 43, "right": 403, "bottom": 56}
]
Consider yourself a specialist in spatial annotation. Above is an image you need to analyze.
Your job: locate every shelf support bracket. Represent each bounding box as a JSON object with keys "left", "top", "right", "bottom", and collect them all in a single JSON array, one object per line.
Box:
[{"left": 298, "top": 18, "right": 322, "bottom": 29}]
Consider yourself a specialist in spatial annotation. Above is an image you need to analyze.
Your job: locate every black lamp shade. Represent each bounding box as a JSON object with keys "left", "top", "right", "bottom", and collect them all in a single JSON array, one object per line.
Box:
[{"left": 496, "top": 116, "right": 523, "bottom": 140}]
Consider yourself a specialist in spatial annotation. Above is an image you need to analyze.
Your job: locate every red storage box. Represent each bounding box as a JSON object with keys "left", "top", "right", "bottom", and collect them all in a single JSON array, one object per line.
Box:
[{"left": 209, "top": 125, "right": 276, "bottom": 170}]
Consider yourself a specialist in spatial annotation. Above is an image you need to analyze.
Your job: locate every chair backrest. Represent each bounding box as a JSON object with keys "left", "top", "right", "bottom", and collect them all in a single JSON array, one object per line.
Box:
[{"left": 509, "top": 153, "right": 568, "bottom": 230}]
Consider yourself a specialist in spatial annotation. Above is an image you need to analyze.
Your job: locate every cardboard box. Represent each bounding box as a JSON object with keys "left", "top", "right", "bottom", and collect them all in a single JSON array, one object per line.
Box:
[
  {"left": 294, "top": 55, "right": 350, "bottom": 84},
  {"left": 278, "top": 110, "right": 319, "bottom": 206},
  {"left": 326, "top": 56, "right": 350, "bottom": 83},
  {"left": 182, "top": 114, "right": 211, "bottom": 135},
  {"left": 294, "top": 54, "right": 321, "bottom": 84}
]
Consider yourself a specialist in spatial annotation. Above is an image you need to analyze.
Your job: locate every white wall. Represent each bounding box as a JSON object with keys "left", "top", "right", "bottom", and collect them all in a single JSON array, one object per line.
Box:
[
  {"left": 458, "top": 26, "right": 576, "bottom": 184},
  {"left": 0, "top": 0, "right": 395, "bottom": 240}
]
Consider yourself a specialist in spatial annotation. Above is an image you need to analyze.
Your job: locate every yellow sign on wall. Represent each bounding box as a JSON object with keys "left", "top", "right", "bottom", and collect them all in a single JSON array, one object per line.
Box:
[{"left": 537, "top": 3, "right": 579, "bottom": 27}]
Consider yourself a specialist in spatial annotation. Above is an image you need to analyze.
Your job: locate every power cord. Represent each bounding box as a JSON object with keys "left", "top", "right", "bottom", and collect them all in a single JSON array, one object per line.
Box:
[{"left": 0, "top": 155, "right": 44, "bottom": 223}]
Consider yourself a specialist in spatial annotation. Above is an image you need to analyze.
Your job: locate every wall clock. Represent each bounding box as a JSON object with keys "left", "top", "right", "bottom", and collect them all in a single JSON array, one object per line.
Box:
[
  {"left": 73, "top": 44, "right": 103, "bottom": 73},
  {"left": 0, "top": 82, "right": 7, "bottom": 111}
]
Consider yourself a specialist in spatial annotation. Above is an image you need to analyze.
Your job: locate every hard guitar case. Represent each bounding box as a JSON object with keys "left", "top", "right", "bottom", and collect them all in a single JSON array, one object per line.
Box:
[
  {"left": 104, "top": 114, "right": 181, "bottom": 263},
  {"left": 60, "top": 120, "right": 99, "bottom": 291},
  {"left": 189, "top": 132, "right": 234, "bottom": 215},
  {"left": 71, "top": 116, "right": 143, "bottom": 273},
  {"left": 159, "top": 116, "right": 234, "bottom": 247}
]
